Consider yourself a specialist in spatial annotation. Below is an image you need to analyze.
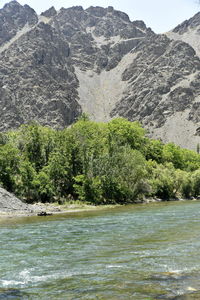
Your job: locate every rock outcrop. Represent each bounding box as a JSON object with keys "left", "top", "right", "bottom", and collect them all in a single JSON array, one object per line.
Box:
[
  {"left": 0, "top": 1, "right": 38, "bottom": 46},
  {"left": 0, "top": 1, "right": 200, "bottom": 149},
  {"left": 0, "top": 187, "right": 32, "bottom": 214},
  {"left": 111, "top": 34, "right": 200, "bottom": 149},
  {"left": 0, "top": 187, "right": 62, "bottom": 216}
]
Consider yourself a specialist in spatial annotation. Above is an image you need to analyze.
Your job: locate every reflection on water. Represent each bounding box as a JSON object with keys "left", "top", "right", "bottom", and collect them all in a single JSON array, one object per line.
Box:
[{"left": 1, "top": 201, "right": 200, "bottom": 299}]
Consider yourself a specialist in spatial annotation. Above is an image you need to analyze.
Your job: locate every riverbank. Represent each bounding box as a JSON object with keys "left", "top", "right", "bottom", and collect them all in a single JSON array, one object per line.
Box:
[
  {"left": 29, "top": 202, "right": 120, "bottom": 217},
  {"left": 1, "top": 198, "right": 197, "bottom": 219},
  {"left": 0, "top": 202, "right": 121, "bottom": 218},
  {"left": 0, "top": 186, "right": 198, "bottom": 218},
  {"left": 0, "top": 186, "right": 120, "bottom": 218}
]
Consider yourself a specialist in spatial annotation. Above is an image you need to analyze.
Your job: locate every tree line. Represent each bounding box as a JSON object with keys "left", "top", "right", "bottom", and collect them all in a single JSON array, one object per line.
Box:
[{"left": 0, "top": 116, "right": 200, "bottom": 204}]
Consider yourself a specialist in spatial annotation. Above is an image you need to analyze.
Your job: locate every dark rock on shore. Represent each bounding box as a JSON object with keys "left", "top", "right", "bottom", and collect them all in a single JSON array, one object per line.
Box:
[{"left": 37, "top": 211, "right": 53, "bottom": 216}]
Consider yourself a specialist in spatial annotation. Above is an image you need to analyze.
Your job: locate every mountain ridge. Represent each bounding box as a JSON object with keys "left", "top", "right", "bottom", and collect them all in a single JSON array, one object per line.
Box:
[{"left": 0, "top": 1, "right": 200, "bottom": 150}]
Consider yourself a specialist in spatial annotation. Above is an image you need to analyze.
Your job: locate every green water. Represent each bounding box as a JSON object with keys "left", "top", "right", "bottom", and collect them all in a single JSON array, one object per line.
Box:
[{"left": 1, "top": 201, "right": 200, "bottom": 299}]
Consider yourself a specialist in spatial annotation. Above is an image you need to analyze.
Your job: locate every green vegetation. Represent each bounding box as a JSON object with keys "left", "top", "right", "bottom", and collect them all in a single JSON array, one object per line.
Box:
[{"left": 1, "top": 117, "right": 200, "bottom": 204}]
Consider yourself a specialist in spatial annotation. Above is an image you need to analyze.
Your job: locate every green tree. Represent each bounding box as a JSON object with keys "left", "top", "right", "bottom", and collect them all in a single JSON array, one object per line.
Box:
[
  {"left": 107, "top": 118, "right": 147, "bottom": 152},
  {"left": 0, "top": 144, "right": 20, "bottom": 192},
  {"left": 19, "top": 122, "right": 45, "bottom": 171},
  {"left": 147, "top": 161, "right": 177, "bottom": 200},
  {"left": 18, "top": 159, "right": 37, "bottom": 201},
  {"left": 74, "top": 144, "right": 148, "bottom": 204},
  {"left": 162, "top": 143, "right": 184, "bottom": 169},
  {"left": 33, "top": 168, "right": 54, "bottom": 203},
  {"left": 191, "top": 169, "right": 200, "bottom": 197},
  {"left": 145, "top": 139, "right": 163, "bottom": 163}
]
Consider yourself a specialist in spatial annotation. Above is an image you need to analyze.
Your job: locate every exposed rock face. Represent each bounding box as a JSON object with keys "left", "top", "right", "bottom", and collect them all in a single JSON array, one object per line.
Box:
[
  {"left": 41, "top": 6, "right": 57, "bottom": 18},
  {"left": 49, "top": 5, "right": 153, "bottom": 72},
  {"left": 154, "top": 12, "right": 200, "bottom": 149},
  {"left": 0, "top": 187, "right": 59, "bottom": 216},
  {"left": 0, "top": 1, "right": 153, "bottom": 129},
  {"left": 0, "top": 187, "right": 32, "bottom": 214},
  {"left": 0, "top": 2, "right": 81, "bottom": 130},
  {"left": 0, "top": 1, "right": 38, "bottom": 46},
  {"left": 111, "top": 35, "right": 200, "bottom": 128},
  {"left": 173, "top": 12, "right": 200, "bottom": 34},
  {"left": 167, "top": 12, "right": 200, "bottom": 57},
  {"left": 0, "top": 1, "right": 200, "bottom": 149}
]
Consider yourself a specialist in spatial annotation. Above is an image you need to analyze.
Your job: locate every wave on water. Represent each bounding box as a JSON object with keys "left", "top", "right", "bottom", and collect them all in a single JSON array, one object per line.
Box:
[
  {"left": 106, "top": 265, "right": 124, "bottom": 269},
  {"left": 164, "top": 265, "right": 200, "bottom": 275},
  {"left": 1, "top": 268, "right": 96, "bottom": 287}
]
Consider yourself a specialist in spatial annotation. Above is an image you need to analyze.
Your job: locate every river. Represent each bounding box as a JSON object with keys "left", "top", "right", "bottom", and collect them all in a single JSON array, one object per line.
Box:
[{"left": 1, "top": 201, "right": 200, "bottom": 299}]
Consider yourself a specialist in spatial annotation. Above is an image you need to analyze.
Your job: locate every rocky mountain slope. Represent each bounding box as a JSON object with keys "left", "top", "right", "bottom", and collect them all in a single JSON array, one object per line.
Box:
[
  {"left": 0, "top": 187, "right": 33, "bottom": 215},
  {"left": 0, "top": 1, "right": 200, "bottom": 150}
]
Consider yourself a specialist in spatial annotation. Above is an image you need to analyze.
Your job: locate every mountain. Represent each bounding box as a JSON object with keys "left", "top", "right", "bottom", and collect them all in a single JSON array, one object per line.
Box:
[{"left": 0, "top": 1, "right": 200, "bottom": 150}]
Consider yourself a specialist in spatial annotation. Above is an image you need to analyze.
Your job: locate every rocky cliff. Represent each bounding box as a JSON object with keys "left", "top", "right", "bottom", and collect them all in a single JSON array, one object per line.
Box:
[{"left": 0, "top": 1, "right": 200, "bottom": 149}]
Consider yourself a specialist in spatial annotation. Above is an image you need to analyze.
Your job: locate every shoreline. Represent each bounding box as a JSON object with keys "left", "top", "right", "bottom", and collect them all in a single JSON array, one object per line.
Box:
[
  {"left": 0, "top": 197, "right": 198, "bottom": 219},
  {"left": 0, "top": 202, "right": 121, "bottom": 219}
]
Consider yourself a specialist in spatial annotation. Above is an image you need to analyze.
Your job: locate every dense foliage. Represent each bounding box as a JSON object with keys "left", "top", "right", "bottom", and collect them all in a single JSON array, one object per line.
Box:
[{"left": 1, "top": 117, "right": 200, "bottom": 204}]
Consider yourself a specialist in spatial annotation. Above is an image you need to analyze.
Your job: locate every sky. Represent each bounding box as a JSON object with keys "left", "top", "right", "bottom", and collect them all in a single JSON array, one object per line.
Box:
[{"left": 0, "top": 0, "right": 199, "bottom": 33}]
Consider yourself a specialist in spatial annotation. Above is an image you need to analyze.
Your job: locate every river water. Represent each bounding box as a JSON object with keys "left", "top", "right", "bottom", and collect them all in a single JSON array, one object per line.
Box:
[{"left": 1, "top": 201, "right": 200, "bottom": 299}]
